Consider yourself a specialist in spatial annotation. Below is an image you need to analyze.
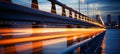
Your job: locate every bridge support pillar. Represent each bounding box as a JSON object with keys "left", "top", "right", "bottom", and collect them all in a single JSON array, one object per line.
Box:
[
  {"left": 31, "top": 0, "right": 39, "bottom": 9},
  {"left": 74, "top": 12, "right": 77, "bottom": 19},
  {"left": 79, "top": 13, "right": 81, "bottom": 20},
  {"left": 85, "top": 16, "right": 87, "bottom": 21},
  {"left": 69, "top": 10, "right": 72, "bottom": 18},
  {"left": 77, "top": 14, "right": 79, "bottom": 19},
  {"left": 62, "top": 6, "right": 66, "bottom": 16},
  {"left": 51, "top": 2, "right": 56, "bottom": 14},
  {"left": 82, "top": 15, "right": 85, "bottom": 20}
]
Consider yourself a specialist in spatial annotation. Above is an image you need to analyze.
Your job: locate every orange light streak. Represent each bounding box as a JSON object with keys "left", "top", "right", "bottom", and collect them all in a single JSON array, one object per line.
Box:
[
  {"left": 0, "top": 28, "right": 106, "bottom": 53},
  {"left": 0, "top": 28, "right": 106, "bottom": 45}
]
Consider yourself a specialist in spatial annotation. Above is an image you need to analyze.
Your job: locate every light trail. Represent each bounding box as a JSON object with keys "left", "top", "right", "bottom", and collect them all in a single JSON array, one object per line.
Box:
[
  {"left": 0, "top": 28, "right": 106, "bottom": 53},
  {"left": 0, "top": 28, "right": 105, "bottom": 45}
]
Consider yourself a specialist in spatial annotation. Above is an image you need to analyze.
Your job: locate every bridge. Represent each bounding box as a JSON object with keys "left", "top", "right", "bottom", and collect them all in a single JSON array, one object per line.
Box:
[{"left": 0, "top": 0, "right": 106, "bottom": 54}]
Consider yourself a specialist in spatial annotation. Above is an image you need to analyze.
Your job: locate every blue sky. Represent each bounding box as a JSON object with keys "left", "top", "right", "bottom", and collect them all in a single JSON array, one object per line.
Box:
[{"left": 12, "top": 0, "right": 120, "bottom": 22}]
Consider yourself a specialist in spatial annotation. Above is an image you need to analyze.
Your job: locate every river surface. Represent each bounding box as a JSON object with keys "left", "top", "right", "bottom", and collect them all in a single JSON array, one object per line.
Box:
[{"left": 102, "top": 29, "right": 120, "bottom": 54}]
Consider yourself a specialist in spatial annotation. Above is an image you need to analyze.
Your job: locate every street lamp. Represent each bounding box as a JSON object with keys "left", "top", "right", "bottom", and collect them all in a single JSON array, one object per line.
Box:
[
  {"left": 87, "top": 0, "right": 89, "bottom": 17},
  {"left": 78, "top": 0, "right": 80, "bottom": 13},
  {"left": 78, "top": 0, "right": 85, "bottom": 13}
]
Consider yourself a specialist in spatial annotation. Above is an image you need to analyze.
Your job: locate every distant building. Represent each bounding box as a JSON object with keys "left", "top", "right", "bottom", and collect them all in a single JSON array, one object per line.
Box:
[{"left": 107, "top": 14, "right": 112, "bottom": 26}]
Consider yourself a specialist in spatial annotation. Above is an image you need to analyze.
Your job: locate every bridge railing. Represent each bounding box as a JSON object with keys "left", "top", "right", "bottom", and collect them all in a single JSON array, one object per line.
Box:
[
  {"left": 0, "top": 0, "right": 105, "bottom": 28},
  {"left": 48, "top": 0, "right": 102, "bottom": 27},
  {"left": 57, "top": 31, "right": 105, "bottom": 54}
]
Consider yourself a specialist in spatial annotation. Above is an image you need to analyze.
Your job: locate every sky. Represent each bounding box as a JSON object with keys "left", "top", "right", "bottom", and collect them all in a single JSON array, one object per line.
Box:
[{"left": 12, "top": 0, "right": 120, "bottom": 23}]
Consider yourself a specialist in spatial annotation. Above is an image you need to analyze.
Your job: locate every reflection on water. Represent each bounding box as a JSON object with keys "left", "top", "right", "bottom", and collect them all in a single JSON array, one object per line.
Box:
[
  {"left": 0, "top": 28, "right": 105, "bottom": 54},
  {"left": 101, "top": 29, "right": 120, "bottom": 54},
  {"left": 42, "top": 37, "right": 67, "bottom": 54}
]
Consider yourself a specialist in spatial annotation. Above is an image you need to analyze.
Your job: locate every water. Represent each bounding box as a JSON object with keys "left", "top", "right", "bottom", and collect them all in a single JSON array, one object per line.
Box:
[{"left": 102, "top": 29, "right": 120, "bottom": 54}]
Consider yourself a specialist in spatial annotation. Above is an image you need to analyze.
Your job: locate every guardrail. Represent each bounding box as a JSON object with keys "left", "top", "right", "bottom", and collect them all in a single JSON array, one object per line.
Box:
[
  {"left": 57, "top": 31, "right": 105, "bottom": 54},
  {"left": 0, "top": 0, "right": 105, "bottom": 28}
]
